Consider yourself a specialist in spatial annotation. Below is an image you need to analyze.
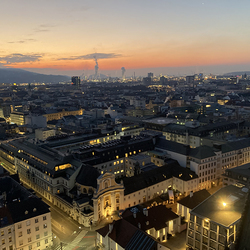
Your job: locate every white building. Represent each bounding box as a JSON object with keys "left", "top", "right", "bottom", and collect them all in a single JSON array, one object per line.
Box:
[
  {"left": 0, "top": 176, "right": 52, "bottom": 250},
  {"left": 35, "top": 128, "right": 56, "bottom": 141}
]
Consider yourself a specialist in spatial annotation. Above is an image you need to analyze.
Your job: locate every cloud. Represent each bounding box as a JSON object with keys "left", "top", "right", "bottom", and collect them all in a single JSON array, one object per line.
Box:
[
  {"left": 33, "top": 24, "right": 57, "bottom": 33},
  {"left": 0, "top": 53, "right": 42, "bottom": 64},
  {"left": 8, "top": 39, "right": 37, "bottom": 44},
  {"left": 59, "top": 53, "right": 122, "bottom": 61}
]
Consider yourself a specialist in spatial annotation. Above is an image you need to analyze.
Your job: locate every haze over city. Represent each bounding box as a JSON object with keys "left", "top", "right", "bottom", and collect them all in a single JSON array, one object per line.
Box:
[{"left": 1, "top": 0, "right": 250, "bottom": 77}]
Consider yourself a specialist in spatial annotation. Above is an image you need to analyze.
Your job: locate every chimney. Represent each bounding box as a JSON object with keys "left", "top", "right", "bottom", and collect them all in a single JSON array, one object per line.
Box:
[
  {"left": 143, "top": 208, "right": 148, "bottom": 216},
  {"left": 138, "top": 223, "right": 141, "bottom": 229},
  {"left": 190, "top": 191, "right": 193, "bottom": 198},
  {"left": 133, "top": 212, "right": 136, "bottom": 218},
  {"left": 146, "top": 221, "right": 149, "bottom": 226}
]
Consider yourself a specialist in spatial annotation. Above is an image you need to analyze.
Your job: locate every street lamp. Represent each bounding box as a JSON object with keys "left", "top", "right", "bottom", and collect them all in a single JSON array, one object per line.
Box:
[{"left": 223, "top": 202, "right": 226, "bottom": 207}]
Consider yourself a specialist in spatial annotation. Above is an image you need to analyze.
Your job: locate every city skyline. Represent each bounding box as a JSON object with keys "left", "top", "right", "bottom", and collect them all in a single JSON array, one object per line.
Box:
[{"left": 1, "top": 0, "right": 250, "bottom": 76}]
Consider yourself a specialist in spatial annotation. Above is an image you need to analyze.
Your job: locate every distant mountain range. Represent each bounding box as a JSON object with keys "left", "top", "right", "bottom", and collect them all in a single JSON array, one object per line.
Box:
[
  {"left": 0, "top": 68, "right": 70, "bottom": 84},
  {"left": 223, "top": 71, "right": 250, "bottom": 76}
]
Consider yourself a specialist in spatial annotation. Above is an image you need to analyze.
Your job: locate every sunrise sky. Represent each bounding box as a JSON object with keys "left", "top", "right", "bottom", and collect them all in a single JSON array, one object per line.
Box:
[{"left": 1, "top": 0, "right": 250, "bottom": 76}]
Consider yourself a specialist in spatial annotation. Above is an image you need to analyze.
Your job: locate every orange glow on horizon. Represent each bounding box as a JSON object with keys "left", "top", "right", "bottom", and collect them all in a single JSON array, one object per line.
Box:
[{"left": 7, "top": 55, "right": 250, "bottom": 72}]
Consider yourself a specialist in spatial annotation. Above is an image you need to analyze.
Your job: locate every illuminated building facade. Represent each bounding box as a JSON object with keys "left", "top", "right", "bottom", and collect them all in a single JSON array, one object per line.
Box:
[
  {"left": 43, "top": 108, "right": 83, "bottom": 121},
  {"left": 186, "top": 184, "right": 248, "bottom": 250}
]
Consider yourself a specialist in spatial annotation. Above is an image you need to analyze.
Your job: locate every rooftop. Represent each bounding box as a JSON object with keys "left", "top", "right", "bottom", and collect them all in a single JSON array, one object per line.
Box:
[
  {"left": 191, "top": 184, "right": 248, "bottom": 228},
  {"left": 96, "top": 219, "right": 157, "bottom": 250},
  {"left": 0, "top": 176, "right": 50, "bottom": 225},
  {"left": 177, "top": 189, "right": 211, "bottom": 210},
  {"left": 122, "top": 161, "right": 198, "bottom": 195}
]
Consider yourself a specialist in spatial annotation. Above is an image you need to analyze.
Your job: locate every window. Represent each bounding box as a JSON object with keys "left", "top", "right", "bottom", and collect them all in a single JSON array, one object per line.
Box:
[
  {"left": 43, "top": 216, "right": 47, "bottom": 221},
  {"left": 1, "top": 230, "right": 4, "bottom": 236},
  {"left": 195, "top": 233, "right": 201, "bottom": 241},
  {"left": 190, "top": 214, "right": 195, "bottom": 222},
  {"left": 195, "top": 225, "right": 201, "bottom": 233},
  {"left": 188, "top": 230, "right": 194, "bottom": 238},
  {"left": 35, "top": 226, "right": 39, "bottom": 231},
  {"left": 203, "top": 228, "right": 208, "bottom": 236},
  {"left": 26, "top": 220, "right": 31, "bottom": 226},
  {"left": 37, "top": 242, "right": 40, "bottom": 247},
  {"left": 218, "top": 245, "right": 225, "bottom": 250},
  {"left": 9, "top": 246, "right": 13, "bottom": 250},
  {"left": 2, "top": 239, "right": 5, "bottom": 245},
  {"left": 204, "top": 220, "right": 209, "bottom": 228},
  {"left": 19, "top": 240, "right": 23, "bottom": 246},
  {"left": 8, "top": 228, "right": 11, "bottom": 234},
  {"left": 219, "top": 226, "right": 227, "bottom": 236},
  {"left": 218, "top": 234, "right": 225, "bottom": 244},
  {"left": 9, "top": 237, "right": 12, "bottom": 242},
  {"left": 28, "top": 245, "right": 32, "bottom": 250},
  {"left": 18, "top": 224, "right": 22, "bottom": 229},
  {"left": 44, "top": 231, "right": 48, "bottom": 237},
  {"left": 196, "top": 217, "right": 202, "bottom": 225},
  {"left": 36, "top": 234, "right": 40, "bottom": 239},
  {"left": 28, "top": 237, "right": 31, "bottom": 242},
  {"left": 27, "top": 229, "right": 31, "bottom": 234},
  {"left": 202, "top": 236, "right": 208, "bottom": 245},
  {"left": 195, "top": 240, "right": 200, "bottom": 248},
  {"left": 188, "top": 237, "right": 193, "bottom": 246},
  {"left": 210, "top": 231, "right": 216, "bottom": 240},
  {"left": 45, "top": 239, "right": 48, "bottom": 244},
  {"left": 35, "top": 218, "right": 39, "bottom": 223},
  {"left": 210, "top": 240, "right": 216, "bottom": 249},
  {"left": 210, "top": 222, "right": 217, "bottom": 232},
  {"left": 19, "top": 231, "right": 22, "bottom": 237}
]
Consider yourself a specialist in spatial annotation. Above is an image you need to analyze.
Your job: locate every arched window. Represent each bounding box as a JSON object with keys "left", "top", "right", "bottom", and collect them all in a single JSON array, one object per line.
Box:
[
  {"left": 105, "top": 182, "right": 108, "bottom": 189},
  {"left": 83, "top": 188, "right": 87, "bottom": 193}
]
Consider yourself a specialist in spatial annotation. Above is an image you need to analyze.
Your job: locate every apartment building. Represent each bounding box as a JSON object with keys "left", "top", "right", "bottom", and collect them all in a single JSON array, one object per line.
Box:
[
  {"left": 223, "top": 163, "right": 250, "bottom": 187},
  {"left": 0, "top": 176, "right": 52, "bottom": 250},
  {"left": 145, "top": 120, "right": 241, "bottom": 148},
  {"left": 156, "top": 137, "right": 250, "bottom": 190},
  {"left": 186, "top": 184, "right": 248, "bottom": 250},
  {"left": 43, "top": 108, "right": 83, "bottom": 121}
]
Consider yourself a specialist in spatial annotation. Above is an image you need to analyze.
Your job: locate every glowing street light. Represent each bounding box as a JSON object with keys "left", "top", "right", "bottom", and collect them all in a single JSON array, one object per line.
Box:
[{"left": 223, "top": 202, "right": 227, "bottom": 207}]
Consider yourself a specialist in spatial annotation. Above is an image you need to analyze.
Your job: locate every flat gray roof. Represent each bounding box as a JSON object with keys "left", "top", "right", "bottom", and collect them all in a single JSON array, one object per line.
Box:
[
  {"left": 225, "top": 163, "right": 250, "bottom": 177},
  {"left": 191, "top": 184, "right": 248, "bottom": 228}
]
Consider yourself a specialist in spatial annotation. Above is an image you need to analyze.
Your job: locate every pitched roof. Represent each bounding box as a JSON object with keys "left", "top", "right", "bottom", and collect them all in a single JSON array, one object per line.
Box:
[
  {"left": 177, "top": 189, "right": 211, "bottom": 209},
  {"left": 122, "top": 161, "right": 198, "bottom": 195},
  {"left": 76, "top": 164, "right": 100, "bottom": 188},
  {"left": 156, "top": 137, "right": 216, "bottom": 159},
  {"left": 96, "top": 219, "right": 157, "bottom": 249},
  {"left": 7, "top": 196, "right": 50, "bottom": 223},
  {"left": 189, "top": 146, "right": 216, "bottom": 159},
  {"left": 156, "top": 137, "right": 190, "bottom": 155},
  {"left": 122, "top": 205, "right": 179, "bottom": 231}
]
